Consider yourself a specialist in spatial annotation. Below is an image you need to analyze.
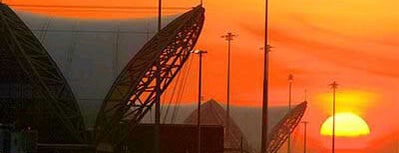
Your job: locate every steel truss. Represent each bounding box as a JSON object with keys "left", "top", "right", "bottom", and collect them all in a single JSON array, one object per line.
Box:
[
  {"left": 265, "top": 102, "right": 307, "bottom": 153},
  {"left": 94, "top": 5, "right": 205, "bottom": 148},
  {"left": 0, "top": 3, "right": 85, "bottom": 144}
]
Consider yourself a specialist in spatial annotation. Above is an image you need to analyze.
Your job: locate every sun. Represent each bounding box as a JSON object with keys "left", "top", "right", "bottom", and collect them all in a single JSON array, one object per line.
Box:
[{"left": 320, "top": 112, "right": 370, "bottom": 137}]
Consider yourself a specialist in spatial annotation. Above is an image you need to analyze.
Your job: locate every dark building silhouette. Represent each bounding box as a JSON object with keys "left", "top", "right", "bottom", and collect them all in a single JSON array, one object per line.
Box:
[{"left": 184, "top": 99, "right": 254, "bottom": 153}]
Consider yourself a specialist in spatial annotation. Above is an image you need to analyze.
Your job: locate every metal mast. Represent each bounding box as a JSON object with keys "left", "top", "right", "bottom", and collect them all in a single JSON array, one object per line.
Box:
[
  {"left": 288, "top": 74, "right": 293, "bottom": 153},
  {"left": 329, "top": 81, "right": 338, "bottom": 153},
  {"left": 301, "top": 121, "right": 308, "bottom": 153},
  {"left": 155, "top": 0, "right": 162, "bottom": 152},
  {"left": 192, "top": 50, "right": 208, "bottom": 153},
  {"left": 221, "top": 32, "right": 237, "bottom": 136},
  {"left": 261, "top": 0, "right": 270, "bottom": 151}
]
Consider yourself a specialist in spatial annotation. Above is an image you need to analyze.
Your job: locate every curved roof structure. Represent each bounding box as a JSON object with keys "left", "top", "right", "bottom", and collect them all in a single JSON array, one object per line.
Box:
[
  {"left": 184, "top": 99, "right": 254, "bottom": 153},
  {"left": 0, "top": 3, "right": 85, "bottom": 143},
  {"left": 1, "top": 3, "right": 205, "bottom": 150},
  {"left": 94, "top": 5, "right": 205, "bottom": 147},
  {"left": 265, "top": 101, "right": 307, "bottom": 153},
  {"left": 15, "top": 9, "right": 177, "bottom": 128}
]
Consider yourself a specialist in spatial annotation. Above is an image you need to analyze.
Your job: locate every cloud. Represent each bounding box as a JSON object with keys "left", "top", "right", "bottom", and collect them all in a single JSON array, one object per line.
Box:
[{"left": 238, "top": 21, "right": 399, "bottom": 78}]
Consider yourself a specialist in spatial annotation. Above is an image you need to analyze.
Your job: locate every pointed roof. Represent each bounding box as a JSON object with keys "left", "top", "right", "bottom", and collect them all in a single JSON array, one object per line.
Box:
[{"left": 184, "top": 99, "right": 254, "bottom": 153}]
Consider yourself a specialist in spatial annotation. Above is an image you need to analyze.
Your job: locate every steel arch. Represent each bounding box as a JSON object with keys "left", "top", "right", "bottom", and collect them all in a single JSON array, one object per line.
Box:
[
  {"left": 95, "top": 5, "right": 205, "bottom": 146},
  {"left": 265, "top": 102, "right": 307, "bottom": 153},
  {"left": 0, "top": 3, "right": 85, "bottom": 143}
]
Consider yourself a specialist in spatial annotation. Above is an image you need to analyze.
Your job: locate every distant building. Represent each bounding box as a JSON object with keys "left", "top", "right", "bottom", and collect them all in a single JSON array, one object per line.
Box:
[{"left": 184, "top": 99, "right": 254, "bottom": 153}]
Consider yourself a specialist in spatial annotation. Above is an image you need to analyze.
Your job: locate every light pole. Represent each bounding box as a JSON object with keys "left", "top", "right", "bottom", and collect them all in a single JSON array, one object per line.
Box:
[
  {"left": 154, "top": 0, "right": 162, "bottom": 153},
  {"left": 192, "top": 49, "right": 208, "bottom": 153},
  {"left": 288, "top": 74, "right": 293, "bottom": 153},
  {"left": 261, "top": 0, "right": 270, "bottom": 152},
  {"left": 301, "top": 121, "right": 308, "bottom": 153},
  {"left": 221, "top": 32, "right": 237, "bottom": 136},
  {"left": 329, "top": 81, "right": 338, "bottom": 153},
  {"left": 260, "top": 45, "right": 271, "bottom": 153}
]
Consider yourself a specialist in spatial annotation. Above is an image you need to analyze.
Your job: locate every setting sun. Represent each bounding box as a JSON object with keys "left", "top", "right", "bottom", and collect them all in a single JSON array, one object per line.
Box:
[{"left": 321, "top": 112, "right": 371, "bottom": 137}]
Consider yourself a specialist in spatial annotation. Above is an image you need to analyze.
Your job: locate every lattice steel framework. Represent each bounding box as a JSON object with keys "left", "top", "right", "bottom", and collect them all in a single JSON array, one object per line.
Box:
[
  {"left": 265, "top": 101, "right": 307, "bottom": 153},
  {"left": 0, "top": 3, "right": 85, "bottom": 144},
  {"left": 94, "top": 5, "right": 205, "bottom": 147}
]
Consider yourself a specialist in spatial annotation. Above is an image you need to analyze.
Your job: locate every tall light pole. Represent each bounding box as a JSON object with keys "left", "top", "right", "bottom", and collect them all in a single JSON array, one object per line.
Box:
[
  {"left": 192, "top": 49, "right": 208, "bottom": 153},
  {"left": 329, "top": 81, "right": 338, "bottom": 153},
  {"left": 301, "top": 121, "right": 308, "bottom": 153},
  {"left": 288, "top": 74, "right": 294, "bottom": 153},
  {"left": 221, "top": 32, "right": 237, "bottom": 136},
  {"left": 154, "top": 0, "right": 162, "bottom": 152},
  {"left": 261, "top": 0, "right": 270, "bottom": 151}
]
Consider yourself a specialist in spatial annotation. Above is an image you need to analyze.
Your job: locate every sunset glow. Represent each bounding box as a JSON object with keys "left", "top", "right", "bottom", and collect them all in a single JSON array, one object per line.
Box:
[
  {"left": 320, "top": 112, "right": 370, "bottom": 137},
  {"left": 3, "top": 0, "right": 398, "bottom": 152},
  {"left": 316, "top": 90, "right": 378, "bottom": 115}
]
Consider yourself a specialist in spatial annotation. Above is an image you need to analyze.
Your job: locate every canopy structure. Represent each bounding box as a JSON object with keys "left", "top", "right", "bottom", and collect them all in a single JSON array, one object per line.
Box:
[
  {"left": 1, "top": 2, "right": 205, "bottom": 152},
  {"left": 93, "top": 5, "right": 205, "bottom": 150},
  {"left": 265, "top": 102, "right": 307, "bottom": 153},
  {"left": 0, "top": 3, "right": 86, "bottom": 144},
  {"left": 16, "top": 9, "right": 177, "bottom": 128}
]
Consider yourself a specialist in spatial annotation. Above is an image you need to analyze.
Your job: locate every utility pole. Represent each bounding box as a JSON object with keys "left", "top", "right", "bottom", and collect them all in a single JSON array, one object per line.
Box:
[
  {"left": 192, "top": 50, "right": 208, "bottom": 153},
  {"left": 221, "top": 32, "right": 237, "bottom": 136},
  {"left": 329, "top": 81, "right": 338, "bottom": 153},
  {"left": 154, "top": 0, "right": 162, "bottom": 153},
  {"left": 287, "top": 74, "right": 293, "bottom": 153},
  {"left": 301, "top": 121, "right": 308, "bottom": 153},
  {"left": 261, "top": 0, "right": 270, "bottom": 151}
]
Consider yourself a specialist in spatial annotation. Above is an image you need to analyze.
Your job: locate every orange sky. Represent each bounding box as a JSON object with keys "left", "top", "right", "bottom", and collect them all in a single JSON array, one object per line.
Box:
[{"left": 4, "top": 0, "right": 399, "bottom": 152}]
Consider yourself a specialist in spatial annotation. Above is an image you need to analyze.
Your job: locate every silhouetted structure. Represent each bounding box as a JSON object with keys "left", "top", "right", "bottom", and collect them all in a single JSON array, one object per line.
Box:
[
  {"left": 122, "top": 124, "right": 224, "bottom": 153},
  {"left": 191, "top": 49, "right": 208, "bottom": 153},
  {"left": 95, "top": 5, "right": 205, "bottom": 151},
  {"left": 0, "top": 2, "right": 205, "bottom": 152},
  {"left": 184, "top": 99, "right": 254, "bottom": 153},
  {"left": 221, "top": 32, "right": 237, "bottom": 138},
  {"left": 301, "top": 121, "right": 308, "bottom": 153},
  {"left": 329, "top": 81, "right": 338, "bottom": 153},
  {"left": 0, "top": 4, "right": 86, "bottom": 153},
  {"left": 287, "top": 74, "right": 294, "bottom": 153},
  {"left": 265, "top": 102, "right": 307, "bottom": 153}
]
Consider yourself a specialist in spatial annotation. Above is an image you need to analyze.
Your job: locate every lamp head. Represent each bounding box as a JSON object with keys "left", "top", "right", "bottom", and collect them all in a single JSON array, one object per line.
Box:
[{"left": 191, "top": 50, "right": 208, "bottom": 54}]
